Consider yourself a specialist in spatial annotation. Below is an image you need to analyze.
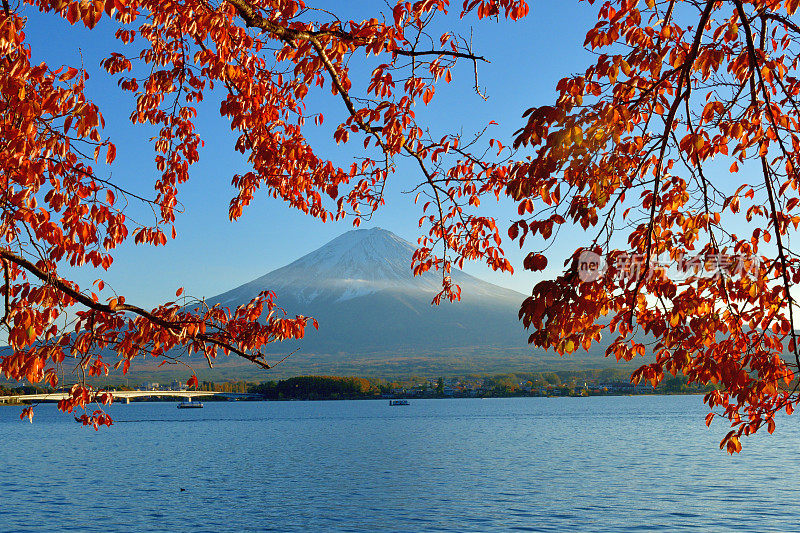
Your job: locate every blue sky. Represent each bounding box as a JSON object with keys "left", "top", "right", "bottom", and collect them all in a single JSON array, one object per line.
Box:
[{"left": 23, "top": 1, "right": 602, "bottom": 307}]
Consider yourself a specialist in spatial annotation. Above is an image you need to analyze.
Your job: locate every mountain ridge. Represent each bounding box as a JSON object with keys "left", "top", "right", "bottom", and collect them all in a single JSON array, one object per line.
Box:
[
  {"left": 0, "top": 228, "right": 643, "bottom": 381},
  {"left": 188, "top": 227, "right": 628, "bottom": 378},
  {"left": 211, "top": 227, "right": 525, "bottom": 308}
]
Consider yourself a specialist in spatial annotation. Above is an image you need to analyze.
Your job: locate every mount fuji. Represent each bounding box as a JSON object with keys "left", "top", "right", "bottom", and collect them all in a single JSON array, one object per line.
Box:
[
  {"left": 195, "top": 228, "right": 610, "bottom": 377},
  {"left": 209, "top": 227, "right": 526, "bottom": 349}
]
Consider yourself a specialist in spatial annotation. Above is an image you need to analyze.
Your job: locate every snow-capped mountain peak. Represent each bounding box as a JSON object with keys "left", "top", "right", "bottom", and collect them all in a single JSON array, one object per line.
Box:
[
  {"left": 210, "top": 227, "right": 520, "bottom": 306},
  {"left": 287, "top": 227, "right": 417, "bottom": 283},
  {"left": 202, "top": 227, "right": 531, "bottom": 361}
]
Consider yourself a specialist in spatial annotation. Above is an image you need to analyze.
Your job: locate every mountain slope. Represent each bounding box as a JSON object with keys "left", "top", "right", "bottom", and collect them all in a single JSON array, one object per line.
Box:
[
  {"left": 0, "top": 228, "right": 642, "bottom": 381},
  {"left": 208, "top": 228, "right": 531, "bottom": 357}
]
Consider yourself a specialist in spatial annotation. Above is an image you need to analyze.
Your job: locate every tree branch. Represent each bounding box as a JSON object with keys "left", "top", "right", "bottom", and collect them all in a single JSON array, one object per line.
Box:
[
  {"left": 630, "top": 0, "right": 716, "bottom": 325},
  {"left": 226, "top": 0, "right": 487, "bottom": 61},
  {"left": 735, "top": 0, "right": 800, "bottom": 368},
  {"left": 393, "top": 49, "right": 487, "bottom": 62},
  {"left": 760, "top": 11, "right": 800, "bottom": 36},
  {"left": 1, "top": 258, "right": 8, "bottom": 327},
  {"left": 0, "top": 249, "right": 276, "bottom": 369}
]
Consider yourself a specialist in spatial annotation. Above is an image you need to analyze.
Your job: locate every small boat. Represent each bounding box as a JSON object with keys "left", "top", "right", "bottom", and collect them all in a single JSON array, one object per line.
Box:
[
  {"left": 389, "top": 399, "right": 409, "bottom": 406},
  {"left": 177, "top": 401, "right": 203, "bottom": 409}
]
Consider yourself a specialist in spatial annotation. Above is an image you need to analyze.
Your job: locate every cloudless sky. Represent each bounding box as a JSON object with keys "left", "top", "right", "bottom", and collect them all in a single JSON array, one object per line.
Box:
[{"left": 22, "top": 1, "right": 604, "bottom": 308}]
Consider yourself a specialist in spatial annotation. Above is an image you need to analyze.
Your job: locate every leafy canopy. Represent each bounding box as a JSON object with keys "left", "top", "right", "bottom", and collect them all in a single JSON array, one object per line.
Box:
[
  {"left": 0, "top": 0, "right": 526, "bottom": 428},
  {"left": 512, "top": 0, "right": 800, "bottom": 454},
  {"left": 3, "top": 0, "right": 800, "bottom": 452}
]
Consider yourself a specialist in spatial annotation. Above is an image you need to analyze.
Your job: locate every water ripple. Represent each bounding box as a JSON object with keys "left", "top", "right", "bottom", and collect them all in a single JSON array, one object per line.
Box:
[{"left": 1, "top": 396, "right": 799, "bottom": 532}]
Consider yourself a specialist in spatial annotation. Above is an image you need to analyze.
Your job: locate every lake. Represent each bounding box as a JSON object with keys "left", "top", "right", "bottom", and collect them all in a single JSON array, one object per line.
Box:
[{"left": 1, "top": 395, "right": 799, "bottom": 532}]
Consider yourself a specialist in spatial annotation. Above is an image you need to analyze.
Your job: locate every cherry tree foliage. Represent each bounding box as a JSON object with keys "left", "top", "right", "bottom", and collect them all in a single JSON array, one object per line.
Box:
[
  {"left": 5, "top": 0, "right": 800, "bottom": 451},
  {"left": 510, "top": 0, "right": 800, "bottom": 453},
  {"left": 0, "top": 0, "right": 525, "bottom": 427}
]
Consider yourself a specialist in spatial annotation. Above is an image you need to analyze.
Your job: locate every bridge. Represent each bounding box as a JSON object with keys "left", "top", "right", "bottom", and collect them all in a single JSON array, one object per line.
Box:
[{"left": 0, "top": 390, "right": 260, "bottom": 404}]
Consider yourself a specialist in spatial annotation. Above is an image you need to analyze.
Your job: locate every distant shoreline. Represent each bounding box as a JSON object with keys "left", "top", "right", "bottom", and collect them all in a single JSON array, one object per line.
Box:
[
  {"left": 0, "top": 390, "right": 710, "bottom": 407},
  {"left": 1, "top": 372, "right": 716, "bottom": 405}
]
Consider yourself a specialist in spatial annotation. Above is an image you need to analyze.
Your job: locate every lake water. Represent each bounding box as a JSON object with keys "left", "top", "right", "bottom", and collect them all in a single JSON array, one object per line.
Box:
[{"left": 1, "top": 395, "right": 799, "bottom": 532}]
